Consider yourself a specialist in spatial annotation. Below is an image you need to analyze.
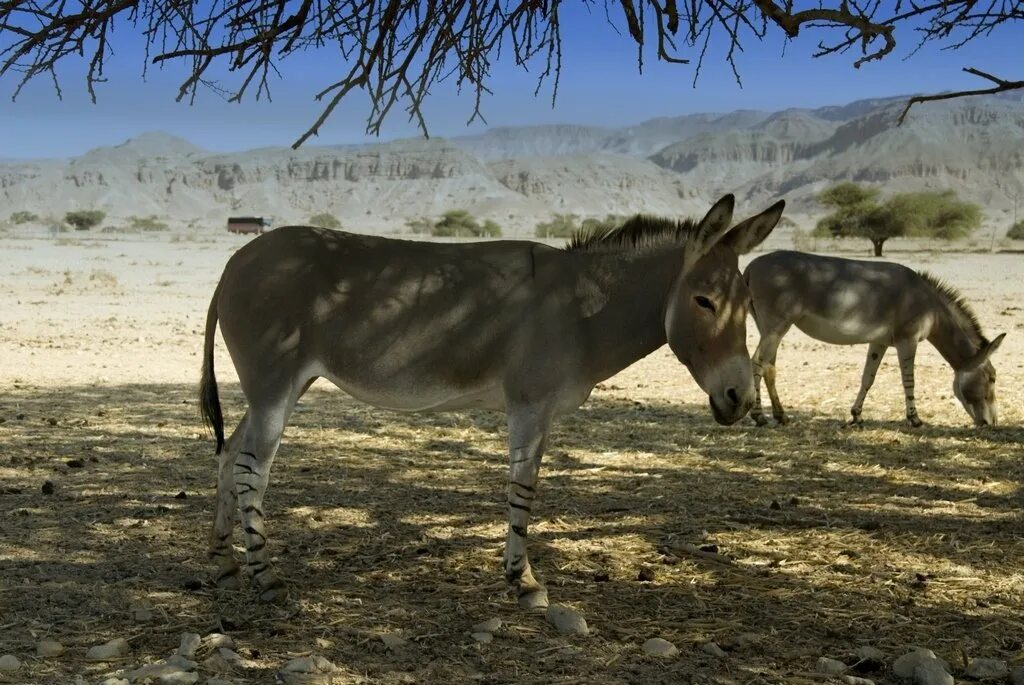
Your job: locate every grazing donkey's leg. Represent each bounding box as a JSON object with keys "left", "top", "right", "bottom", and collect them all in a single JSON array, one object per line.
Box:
[
  {"left": 751, "top": 327, "right": 789, "bottom": 426},
  {"left": 503, "top": 405, "right": 552, "bottom": 611},
  {"left": 209, "top": 410, "right": 249, "bottom": 589},
  {"left": 896, "top": 340, "right": 923, "bottom": 427},
  {"left": 848, "top": 344, "right": 887, "bottom": 425}
]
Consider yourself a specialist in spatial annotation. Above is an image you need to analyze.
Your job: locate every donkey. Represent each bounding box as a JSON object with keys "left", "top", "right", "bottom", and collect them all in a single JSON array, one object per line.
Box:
[
  {"left": 199, "top": 194, "right": 784, "bottom": 608},
  {"left": 744, "top": 251, "right": 1004, "bottom": 427}
]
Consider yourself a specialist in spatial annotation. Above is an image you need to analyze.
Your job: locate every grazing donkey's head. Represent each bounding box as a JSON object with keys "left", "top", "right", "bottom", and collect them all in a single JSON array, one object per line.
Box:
[
  {"left": 667, "top": 196, "right": 786, "bottom": 425},
  {"left": 953, "top": 333, "right": 1005, "bottom": 426}
]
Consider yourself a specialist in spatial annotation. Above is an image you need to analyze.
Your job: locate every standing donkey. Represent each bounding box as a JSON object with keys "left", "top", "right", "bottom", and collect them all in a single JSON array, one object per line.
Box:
[
  {"left": 199, "top": 195, "right": 784, "bottom": 608},
  {"left": 744, "top": 251, "right": 1004, "bottom": 427}
]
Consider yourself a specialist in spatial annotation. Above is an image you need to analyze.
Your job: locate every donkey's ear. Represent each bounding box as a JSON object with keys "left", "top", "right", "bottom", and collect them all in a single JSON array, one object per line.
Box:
[
  {"left": 685, "top": 194, "right": 735, "bottom": 269},
  {"left": 722, "top": 199, "right": 785, "bottom": 255},
  {"left": 971, "top": 332, "right": 1006, "bottom": 367}
]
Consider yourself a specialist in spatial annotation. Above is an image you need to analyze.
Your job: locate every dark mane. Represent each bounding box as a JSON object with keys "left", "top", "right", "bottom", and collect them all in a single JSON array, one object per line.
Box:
[
  {"left": 918, "top": 271, "right": 986, "bottom": 343},
  {"left": 565, "top": 215, "right": 699, "bottom": 253}
]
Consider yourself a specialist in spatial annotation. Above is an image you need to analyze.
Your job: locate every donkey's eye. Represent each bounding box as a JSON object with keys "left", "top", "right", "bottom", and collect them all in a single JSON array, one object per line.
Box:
[{"left": 695, "top": 296, "right": 716, "bottom": 312}]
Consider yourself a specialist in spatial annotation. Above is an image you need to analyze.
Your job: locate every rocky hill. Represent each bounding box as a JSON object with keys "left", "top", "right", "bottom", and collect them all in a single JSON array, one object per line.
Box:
[{"left": 2, "top": 95, "right": 1022, "bottom": 236}]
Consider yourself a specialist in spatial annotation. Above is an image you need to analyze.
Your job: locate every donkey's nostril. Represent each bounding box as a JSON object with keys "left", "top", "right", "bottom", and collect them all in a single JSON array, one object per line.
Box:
[{"left": 726, "top": 387, "right": 739, "bottom": 405}]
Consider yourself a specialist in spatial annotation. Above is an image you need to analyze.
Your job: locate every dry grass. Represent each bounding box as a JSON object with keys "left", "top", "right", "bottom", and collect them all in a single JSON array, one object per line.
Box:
[{"left": 1, "top": 381, "right": 1023, "bottom": 684}]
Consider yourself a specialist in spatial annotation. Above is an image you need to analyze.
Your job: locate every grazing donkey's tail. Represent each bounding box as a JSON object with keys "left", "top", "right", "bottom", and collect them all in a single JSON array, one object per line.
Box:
[{"left": 199, "top": 281, "right": 225, "bottom": 454}]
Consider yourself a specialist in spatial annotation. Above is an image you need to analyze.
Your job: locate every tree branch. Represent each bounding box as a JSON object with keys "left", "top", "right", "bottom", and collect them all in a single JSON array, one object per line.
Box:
[{"left": 897, "top": 67, "right": 1024, "bottom": 125}]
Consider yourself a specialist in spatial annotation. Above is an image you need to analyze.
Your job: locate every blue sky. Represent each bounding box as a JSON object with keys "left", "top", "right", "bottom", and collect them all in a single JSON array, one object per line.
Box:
[{"left": 0, "top": 3, "right": 1018, "bottom": 158}]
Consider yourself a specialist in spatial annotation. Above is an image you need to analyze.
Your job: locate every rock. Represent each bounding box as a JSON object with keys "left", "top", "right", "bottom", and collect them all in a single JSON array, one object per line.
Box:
[
  {"left": 843, "top": 677, "right": 876, "bottom": 685},
  {"left": 205, "top": 679, "right": 235, "bottom": 685},
  {"left": 470, "top": 632, "right": 493, "bottom": 644},
  {"left": 471, "top": 618, "right": 502, "bottom": 634},
  {"left": 379, "top": 634, "right": 408, "bottom": 651},
  {"left": 158, "top": 672, "right": 199, "bottom": 685},
  {"left": 914, "top": 661, "right": 954, "bottom": 685},
  {"left": 202, "top": 633, "right": 235, "bottom": 651},
  {"left": 277, "top": 655, "right": 342, "bottom": 685},
  {"left": 99, "top": 679, "right": 129, "bottom": 685},
  {"left": 1011, "top": 666, "right": 1024, "bottom": 685},
  {"left": 178, "top": 632, "right": 202, "bottom": 658},
  {"left": 894, "top": 649, "right": 951, "bottom": 679},
  {"left": 0, "top": 655, "right": 20, "bottom": 671},
  {"left": 702, "top": 642, "right": 728, "bottom": 658},
  {"left": 964, "top": 658, "right": 1008, "bottom": 680},
  {"left": 817, "top": 657, "right": 848, "bottom": 675},
  {"left": 202, "top": 653, "right": 232, "bottom": 674},
  {"left": 86, "top": 638, "right": 130, "bottom": 661},
  {"left": 642, "top": 638, "right": 679, "bottom": 658},
  {"left": 854, "top": 646, "right": 886, "bottom": 665},
  {"left": 126, "top": 656, "right": 197, "bottom": 682},
  {"left": 36, "top": 638, "right": 64, "bottom": 657},
  {"left": 545, "top": 604, "right": 589, "bottom": 636},
  {"left": 217, "top": 648, "right": 248, "bottom": 668},
  {"left": 314, "top": 638, "right": 333, "bottom": 650},
  {"left": 133, "top": 606, "right": 155, "bottom": 623}
]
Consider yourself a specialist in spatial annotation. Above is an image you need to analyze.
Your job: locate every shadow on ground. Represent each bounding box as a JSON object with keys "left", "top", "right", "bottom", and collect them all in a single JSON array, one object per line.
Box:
[{"left": 1, "top": 383, "right": 1023, "bottom": 684}]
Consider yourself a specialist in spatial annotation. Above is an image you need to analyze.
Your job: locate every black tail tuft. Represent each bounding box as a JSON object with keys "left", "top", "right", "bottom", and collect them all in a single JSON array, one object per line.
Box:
[{"left": 199, "top": 283, "right": 225, "bottom": 454}]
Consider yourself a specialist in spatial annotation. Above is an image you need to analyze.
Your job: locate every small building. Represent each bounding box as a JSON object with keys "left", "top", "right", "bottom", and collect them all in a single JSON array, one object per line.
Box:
[{"left": 227, "top": 216, "right": 271, "bottom": 235}]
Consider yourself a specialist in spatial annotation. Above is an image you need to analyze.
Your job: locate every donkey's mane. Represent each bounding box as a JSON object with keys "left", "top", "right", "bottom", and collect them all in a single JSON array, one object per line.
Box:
[
  {"left": 565, "top": 215, "right": 699, "bottom": 253},
  {"left": 918, "top": 271, "right": 987, "bottom": 344}
]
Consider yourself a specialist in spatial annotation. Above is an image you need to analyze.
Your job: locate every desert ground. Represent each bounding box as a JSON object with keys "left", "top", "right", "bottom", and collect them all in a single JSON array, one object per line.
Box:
[{"left": 1, "top": 231, "right": 1023, "bottom": 685}]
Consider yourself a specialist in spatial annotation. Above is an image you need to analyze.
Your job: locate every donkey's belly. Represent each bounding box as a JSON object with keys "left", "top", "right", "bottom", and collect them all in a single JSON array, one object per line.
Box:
[
  {"left": 794, "top": 313, "right": 890, "bottom": 346},
  {"left": 321, "top": 370, "right": 506, "bottom": 412}
]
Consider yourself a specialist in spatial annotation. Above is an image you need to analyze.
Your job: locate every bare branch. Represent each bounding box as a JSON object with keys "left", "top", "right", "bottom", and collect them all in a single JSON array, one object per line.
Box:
[{"left": 898, "top": 67, "right": 1024, "bottom": 125}]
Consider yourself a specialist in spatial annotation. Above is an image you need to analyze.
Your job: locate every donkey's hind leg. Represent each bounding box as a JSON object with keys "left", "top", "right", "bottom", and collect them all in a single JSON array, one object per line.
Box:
[
  {"left": 209, "top": 411, "right": 249, "bottom": 589},
  {"left": 896, "top": 339, "right": 924, "bottom": 427}
]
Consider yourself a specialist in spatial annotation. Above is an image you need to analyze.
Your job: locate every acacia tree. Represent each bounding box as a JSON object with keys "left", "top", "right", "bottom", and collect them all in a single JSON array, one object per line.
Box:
[
  {"left": 2, "top": 1, "right": 1021, "bottom": 148},
  {"left": 815, "top": 183, "right": 981, "bottom": 256}
]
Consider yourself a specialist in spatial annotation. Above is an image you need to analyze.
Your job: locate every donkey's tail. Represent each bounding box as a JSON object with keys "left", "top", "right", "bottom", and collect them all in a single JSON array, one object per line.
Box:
[{"left": 199, "top": 280, "right": 225, "bottom": 454}]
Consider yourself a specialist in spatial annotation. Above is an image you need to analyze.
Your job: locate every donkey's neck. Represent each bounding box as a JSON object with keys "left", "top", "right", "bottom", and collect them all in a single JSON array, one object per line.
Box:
[
  {"left": 575, "top": 248, "right": 682, "bottom": 383},
  {"left": 927, "top": 295, "right": 983, "bottom": 370}
]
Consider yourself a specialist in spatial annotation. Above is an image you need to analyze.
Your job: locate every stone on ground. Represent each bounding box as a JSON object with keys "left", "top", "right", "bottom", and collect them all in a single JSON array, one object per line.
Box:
[
  {"left": 1011, "top": 665, "right": 1024, "bottom": 685},
  {"left": 914, "top": 660, "right": 954, "bottom": 685},
  {"left": 178, "top": 632, "right": 201, "bottom": 658},
  {"left": 379, "top": 634, "right": 408, "bottom": 651},
  {"left": 545, "top": 604, "right": 589, "bottom": 636},
  {"left": 964, "top": 658, "right": 1008, "bottom": 680},
  {"left": 471, "top": 618, "right": 502, "bottom": 634},
  {"left": 202, "top": 633, "right": 235, "bottom": 651},
  {"left": 37, "top": 639, "right": 64, "bottom": 658},
  {"left": 277, "top": 655, "right": 342, "bottom": 685},
  {"left": 843, "top": 677, "right": 876, "bottom": 685},
  {"left": 642, "top": 638, "right": 679, "bottom": 658},
  {"left": 854, "top": 646, "right": 885, "bottom": 665},
  {"left": 470, "top": 632, "right": 493, "bottom": 644},
  {"left": 0, "top": 655, "right": 20, "bottom": 671},
  {"left": 86, "top": 638, "right": 130, "bottom": 661},
  {"left": 894, "top": 649, "right": 951, "bottom": 679},
  {"left": 816, "top": 657, "right": 848, "bottom": 675},
  {"left": 702, "top": 642, "right": 728, "bottom": 658}
]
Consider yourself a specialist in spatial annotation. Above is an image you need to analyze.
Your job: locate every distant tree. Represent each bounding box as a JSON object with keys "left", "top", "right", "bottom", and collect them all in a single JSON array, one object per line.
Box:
[
  {"left": 405, "top": 217, "right": 433, "bottom": 235},
  {"left": 814, "top": 184, "right": 980, "bottom": 256},
  {"left": 309, "top": 212, "right": 342, "bottom": 229},
  {"left": 65, "top": 210, "right": 105, "bottom": 231},
  {"left": 1007, "top": 220, "right": 1024, "bottom": 241},
  {"left": 10, "top": 211, "right": 38, "bottom": 224},
  {"left": 535, "top": 214, "right": 579, "bottom": 239},
  {"left": 431, "top": 210, "right": 500, "bottom": 238}
]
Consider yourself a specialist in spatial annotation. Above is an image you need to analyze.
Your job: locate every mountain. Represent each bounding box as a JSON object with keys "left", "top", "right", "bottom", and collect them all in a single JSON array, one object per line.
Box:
[{"left": 2, "top": 96, "right": 1022, "bottom": 236}]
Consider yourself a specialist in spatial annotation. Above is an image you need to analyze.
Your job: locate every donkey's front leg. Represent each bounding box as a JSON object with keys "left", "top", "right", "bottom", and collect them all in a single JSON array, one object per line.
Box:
[
  {"left": 896, "top": 340, "right": 924, "bottom": 427},
  {"left": 848, "top": 344, "right": 886, "bottom": 426},
  {"left": 503, "top": 406, "right": 551, "bottom": 611}
]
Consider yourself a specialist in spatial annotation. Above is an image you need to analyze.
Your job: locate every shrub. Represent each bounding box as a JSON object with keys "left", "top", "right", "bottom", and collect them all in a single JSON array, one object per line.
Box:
[
  {"left": 535, "top": 214, "right": 579, "bottom": 239},
  {"left": 431, "top": 210, "right": 501, "bottom": 237},
  {"left": 65, "top": 210, "right": 105, "bottom": 231},
  {"left": 1007, "top": 220, "right": 1024, "bottom": 240},
  {"left": 128, "top": 215, "right": 169, "bottom": 231},
  {"left": 310, "top": 212, "right": 342, "bottom": 229},
  {"left": 10, "top": 210, "right": 38, "bottom": 224},
  {"left": 406, "top": 217, "right": 433, "bottom": 235}
]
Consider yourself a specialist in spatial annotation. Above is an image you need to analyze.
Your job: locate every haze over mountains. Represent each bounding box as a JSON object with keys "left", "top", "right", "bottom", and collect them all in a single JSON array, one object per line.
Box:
[{"left": 2, "top": 93, "right": 1022, "bottom": 235}]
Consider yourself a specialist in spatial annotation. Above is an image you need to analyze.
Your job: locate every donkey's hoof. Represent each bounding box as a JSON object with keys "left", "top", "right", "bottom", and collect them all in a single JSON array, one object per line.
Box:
[
  {"left": 774, "top": 414, "right": 789, "bottom": 426},
  {"left": 751, "top": 414, "right": 768, "bottom": 427},
  {"left": 907, "top": 416, "right": 924, "bottom": 428},
  {"left": 845, "top": 416, "right": 864, "bottom": 428},
  {"left": 214, "top": 568, "right": 243, "bottom": 591},
  {"left": 257, "top": 579, "right": 289, "bottom": 604},
  {"left": 518, "top": 588, "right": 549, "bottom": 612}
]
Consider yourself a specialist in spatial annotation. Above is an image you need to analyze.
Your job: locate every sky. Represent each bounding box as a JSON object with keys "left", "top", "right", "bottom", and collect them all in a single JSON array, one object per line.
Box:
[{"left": 0, "top": 2, "right": 1019, "bottom": 159}]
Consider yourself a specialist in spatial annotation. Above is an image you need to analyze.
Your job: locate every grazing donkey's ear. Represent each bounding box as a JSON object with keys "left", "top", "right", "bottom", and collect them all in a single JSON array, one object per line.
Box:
[
  {"left": 722, "top": 199, "right": 785, "bottom": 255},
  {"left": 686, "top": 194, "right": 735, "bottom": 270},
  {"left": 969, "top": 332, "right": 1006, "bottom": 368}
]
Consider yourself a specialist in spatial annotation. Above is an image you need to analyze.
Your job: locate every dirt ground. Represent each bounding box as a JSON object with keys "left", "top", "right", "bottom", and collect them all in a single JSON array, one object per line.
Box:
[{"left": 1, "top": 232, "right": 1023, "bottom": 685}]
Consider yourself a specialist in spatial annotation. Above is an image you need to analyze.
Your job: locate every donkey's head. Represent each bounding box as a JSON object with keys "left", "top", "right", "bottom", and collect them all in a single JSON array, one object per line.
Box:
[
  {"left": 953, "top": 333, "right": 1005, "bottom": 426},
  {"left": 666, "top": 195, "right": 785, "bottom": 425}
]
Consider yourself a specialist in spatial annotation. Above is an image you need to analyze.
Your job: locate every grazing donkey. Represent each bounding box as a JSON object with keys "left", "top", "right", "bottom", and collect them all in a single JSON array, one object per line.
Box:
[
  {"left": 199, "top": 194, "right": 784, "bottom": 607},
  {"left": 744, "top": 251, "right": 1005, "bottom": 427}
]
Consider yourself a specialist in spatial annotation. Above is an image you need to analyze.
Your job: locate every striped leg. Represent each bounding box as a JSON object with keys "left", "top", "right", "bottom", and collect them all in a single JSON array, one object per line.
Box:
[
  {"left": 896, "top": 340, "right": 923, "bottom": 427},
  {"left": 750, "top": 330, "right": 787, "bottom": 426},
  {"left": 209, "top": 411, "right": 249, "bottom": 589},
  {"left": 848, "top": 344, "right": 886, "bottom": 425},
  {"left": 503, "top": 405, "right": 551, "bottom": 611},
  {"left": 234, "top": 404, "right": 288, "bottom": 603}
]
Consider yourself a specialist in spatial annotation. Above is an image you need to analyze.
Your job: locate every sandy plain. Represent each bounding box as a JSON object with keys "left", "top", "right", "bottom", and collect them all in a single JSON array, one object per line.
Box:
[{"left": 1, "top": 231, "right": 1023, "bottom": 684}]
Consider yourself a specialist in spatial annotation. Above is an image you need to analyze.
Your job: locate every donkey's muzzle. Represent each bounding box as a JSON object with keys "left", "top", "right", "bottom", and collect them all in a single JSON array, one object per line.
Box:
[{"left": 709, "top": 389, "right": 754, "bottom": 426}]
